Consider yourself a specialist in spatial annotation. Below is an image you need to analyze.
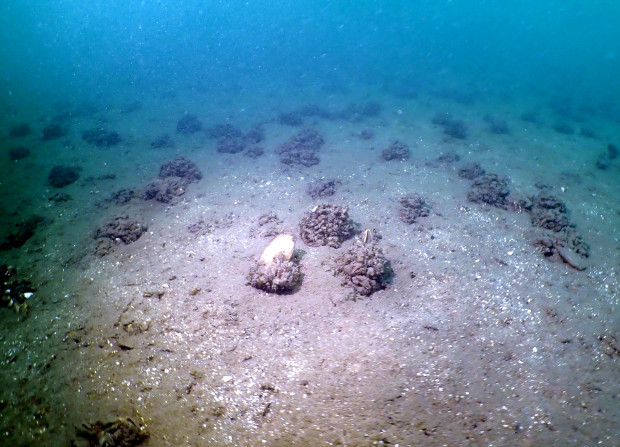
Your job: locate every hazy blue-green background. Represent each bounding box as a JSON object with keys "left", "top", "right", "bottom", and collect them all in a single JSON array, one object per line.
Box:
[{"left": 1, "top": 1, "right": 619, "bottom": 115}]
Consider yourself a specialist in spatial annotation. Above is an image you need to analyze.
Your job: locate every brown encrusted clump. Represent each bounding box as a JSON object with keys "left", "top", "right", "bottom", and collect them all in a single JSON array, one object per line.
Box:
[
  {"left": 48, "top": 165, "right": 80, "bottom": 188},
  {"left": 94, "top": 215, "right": 147, "bottom": 244},
  {"left": 334, "top": 237, "right": 392, "bottom": 296},
  {"left": 244, "top": 125, "right": 265, "bottom": 145},
  {"left": 276, "top": 128, "right": 325, "bottom": 167},
  {"left": 206, "top": 123, "right": 243, "bottom": 139},
  {"left": 249, "top": 213, "right": 283, "bottom": 238},
  {"left": 110, "top": 188, "right": 135, "bottom": 205},
  {"left": 42, "top": 123, "right": 68, "bottom": 141},
  {"left": 141, "top": 177, "right": 187, "bottom": 203},
  {"left": 94, "top": 215, "right": 147, "bottom": 256},
  {"left": 0, "top": 215, "right": 42, "bottom": 251},
  {"left": 307, "top": 178, "right": 341, "bottom": 200},
  {"left": 521, "top": 193, "right": 590, "bottom": 268},
  {"left": 150, "top": 134, "right": 174, "bottom": 149},
  {"left": 142, "top": 156, "right": 202, "bottom": 203},
  {"left": 432, "top": 113, "right": 468, "bottom": 139},
  {"left": 398, "top": 194, "right": 430, "bottom": 224},
  {"left": 245, "top": 145, "right": 264, "bottom": 158},
  {"left": 467, "top": 173, "right": 511, "bottom": 209},
  {"left": 9, "top": 123, "right": 31, "bottom": 138},
  {"left": 534, "top": 228, "right": 589, "bottom": 269},
  {"left": 247, "top": 253, "right": 302, "bottom": 294},
  {"left": 216, "top": 135, "right": 246, "bottom": 153},
  {"left": 458, "top": 162, "right": 485, "bottom": 180},
  {"left": 158, "top": 156, "right": 202, "bottom": 183},
  {"left": 76, "top": 417, "right": 148, "bottom": 447},
  {"left": 526, "top": 194, "right": 569, "bottom": 232},
  {"left": 9, "top": 146, "right": 30, "bottom": 160},
  {"left": 1, "top": 264, "right": 34, "bottom": 313},
  {"left": 381, "top": 140, "right": 410, "bottom": 161},
  {"left": 299, "top": 204, "right": 355, "bottom": 248},
  {"left": 81, "top": 127, "right": 122, "bottom": 147},
  {"left": 176, "top": 114, "right": 202, "bottom": 134}
]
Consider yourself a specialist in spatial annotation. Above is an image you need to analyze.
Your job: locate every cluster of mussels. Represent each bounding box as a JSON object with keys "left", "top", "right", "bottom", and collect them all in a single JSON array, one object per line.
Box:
[
  {"left": 141, "top": 156, "right": 202, "bottom": 203},
  {"left": 247, "top": 252, "right": 302, "bottom": 294},
  {"left": 299, "top": 204, "right": 355, "bottom": 248},
  {"left": 249, "top": 204, "right": 392, "bottom": 297},
  {"left": 333, "top": 231, "right": 392, "bottom": 296},
  {"left": 459, "top": 162, "right": 590, "bottom": 269},
  {"left": 520, "top": 193, "right": 590, "bottom": 270},
  {"left": 1, "top": 264, "right": 34, "bottom": 314}
]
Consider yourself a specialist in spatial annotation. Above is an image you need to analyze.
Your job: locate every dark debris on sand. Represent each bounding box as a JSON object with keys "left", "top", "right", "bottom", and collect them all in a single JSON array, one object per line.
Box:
[
  {"left": 527, "top": 194, "right": 570, "bottom": 232},
  {"left": 595, "top": 143, "right": 618, "bottom": 170},
  {"left": 150, "top": 134, "right": 174, "bottom": 149},
  {"left": 141, "top": 177, "right": 187, "bottom": 203},
  {"left": 142, "top": 156, "right": 202, "bottom": 203},
  {"left": 94, "top": 215, "right": 148, "bottom": 256},
  {"left": 553, "top": 122, "right": 574, "bottom": 135},
  {"left": 463, "top": 167, "right": 590, "bottom": 270},
  {"left": 0, "top": 216, "right": 43, "bottom": 251},
  {"left": 49, "top": 192, "right": 71, "bottom": 203},
  {"left": 427, "top": 151, "right": 461, "bottom": 168},
  {"left": 467, "top": 173, "right": 511, "bottom": 209},
  {"left": 245, "top": 146, "right": 264, "bottom": 158},
  {"left": 82, "top": 128, "right": 122, "bottom": 147},
  {"left": 458, "top": 162, "right": 486, "bottom": 180},
  {"left": 8, "top": 146, "right": 31, "bottom": 160},
  {"left": 206, "top": 124, "right": 243, "bottom": 139},
  {"left": 216, "top": 135, "right": 246, "bottom": 154},
  {"left": 158, "top": 156, "right": 202, "bottom": 183},
  {"left": 110, "top": 188, "right": 136, "bottom": 205},
  {"left": 76, "top": 417, "right": 149, "bottom": 447},
  {"left": 335, "top": 101, "right": 382, "bottom": 122},
  {"left": 278, "top": 111, "right": 304, "bottom": 126},
  {"left": 177, "top": 114, "right": 202, "bottom": 134},
  {"left": 244, "top": 125, "right": 265, "bottom": 145},
  {"left": 358, "top": 128, "right": 374, "bottom": 140},
  {"left": 518, "top": 193, "right": 590, "bottom": 269},
  {"left": 249, "top": 213, "right": 283, "bottom": 238},
  {"left": 381, "top": 140, "right": 410, "bottom": 161},
  {"left": 276, "top": 128, "right": 324, "bottom": 167},
  {"left": 307, "top": 178, "right": 341, "bottom": 200},
  {"left": 1, "top": 264, "right": 35, "bottom": 313},
  {"left": 9, "top": 123, "right": 32, "bottom": 138},
  {"left": 48, "top": 165, "right": 81, "bottom": 188},
  {"left": 42, "top": 123, "right": 68, "bottom": 141},
  {"left": 398, "top": 195, "right": 431, "bottom": 224},
  {"left": 432, "top": 112, "right": 468, "bottom": 139},
  {"left": 209, "top": 124, "right": 264, "bottom": 154},
  {"left": 437, "top": 152, "right": 460, "bottom": 163},
  {"left": 484, "top": 115, "right": 510, "bottom": 135},
  {"left": 187, "top": 219, "right": 214, "bottom": 236}
]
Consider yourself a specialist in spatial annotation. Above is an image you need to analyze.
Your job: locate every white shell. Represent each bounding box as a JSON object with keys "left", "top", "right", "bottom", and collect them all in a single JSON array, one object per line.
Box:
[{"left": 259, "top": 234, "right": 295, "bottom": 265}]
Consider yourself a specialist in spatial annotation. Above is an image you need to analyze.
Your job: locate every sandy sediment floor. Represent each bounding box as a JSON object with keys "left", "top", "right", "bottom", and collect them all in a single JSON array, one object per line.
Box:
[{"left": 0, "top": 92, "right": 618, "bottom": 446}]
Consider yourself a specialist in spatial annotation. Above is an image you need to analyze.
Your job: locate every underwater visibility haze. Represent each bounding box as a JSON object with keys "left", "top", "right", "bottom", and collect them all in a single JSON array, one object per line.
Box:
[{"left": 0, "top": 1, "right": 619, "bottom": 446}]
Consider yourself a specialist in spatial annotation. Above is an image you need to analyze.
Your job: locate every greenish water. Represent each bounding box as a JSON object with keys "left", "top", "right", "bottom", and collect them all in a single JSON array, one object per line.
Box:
[{"left": 2, "top": 1, "right": 619, "bottom": 114}]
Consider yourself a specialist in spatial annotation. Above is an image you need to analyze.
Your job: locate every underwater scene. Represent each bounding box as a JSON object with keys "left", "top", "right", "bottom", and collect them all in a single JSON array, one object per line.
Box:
[{"left": 1, "top": 1, "right": 619, "bottom": 446}]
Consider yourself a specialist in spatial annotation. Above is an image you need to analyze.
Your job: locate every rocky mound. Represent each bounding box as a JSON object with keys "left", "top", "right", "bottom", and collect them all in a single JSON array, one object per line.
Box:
[
  {"left": 299, "top": 204, "right": 355, "bottom": 248},
  {"left": 334, "top": 234, "right": 392, "bottom": 296}
]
